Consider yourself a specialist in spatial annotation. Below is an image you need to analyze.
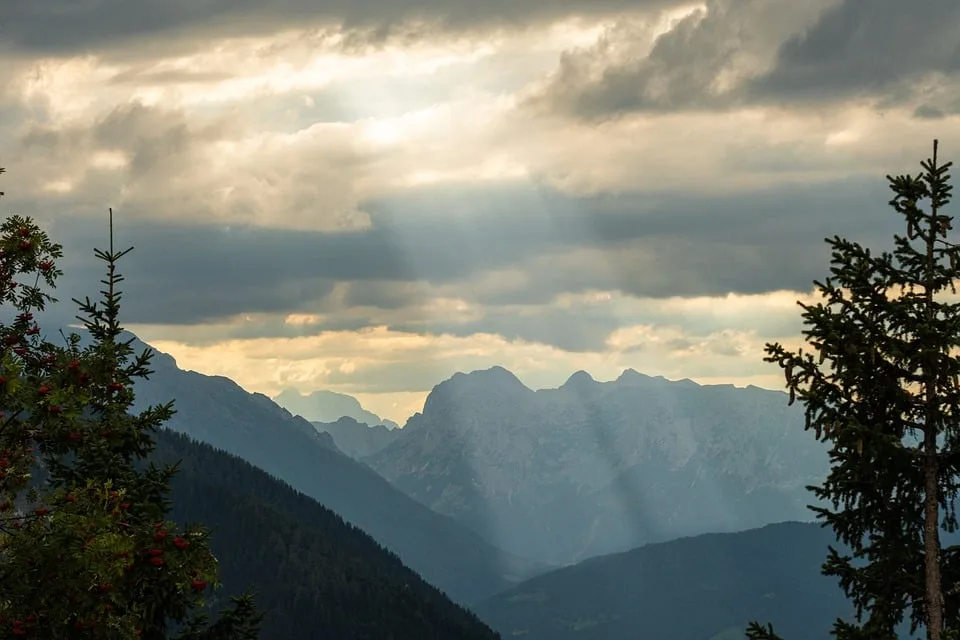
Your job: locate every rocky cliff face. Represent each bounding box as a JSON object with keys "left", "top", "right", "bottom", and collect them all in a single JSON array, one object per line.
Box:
[{"left": 366, "top": 366, "right": 829, "bottom": 566}]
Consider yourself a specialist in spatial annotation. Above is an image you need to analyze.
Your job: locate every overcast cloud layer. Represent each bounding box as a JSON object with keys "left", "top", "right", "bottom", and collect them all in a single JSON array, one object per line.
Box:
[{"left": 2, "top": 0, "right": 959, "bottom": 421}]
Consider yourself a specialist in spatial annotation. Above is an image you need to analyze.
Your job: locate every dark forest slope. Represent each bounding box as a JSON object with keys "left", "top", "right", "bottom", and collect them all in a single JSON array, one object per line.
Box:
[{"left": 152, "top": 428, "right": 500, "bottom": 640}]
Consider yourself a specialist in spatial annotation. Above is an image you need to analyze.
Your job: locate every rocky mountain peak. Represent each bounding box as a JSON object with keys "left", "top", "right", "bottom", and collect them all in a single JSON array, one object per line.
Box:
[
  {"left": 424, "top": 366, "right": 532, "bottom": 411},
  {"left": 559, "top": 370, "right": 596, "bottom": 392}
]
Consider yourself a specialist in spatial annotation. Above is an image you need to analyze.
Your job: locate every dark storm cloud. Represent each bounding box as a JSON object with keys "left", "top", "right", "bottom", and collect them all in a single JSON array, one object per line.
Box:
[
  {"left": 751, "top": 0, "right": 960, "bottom": 106},
  {"left": 4, "top": 0, "right": 677, "bottom": 58},
  {"left": 528, "top": 0, "right": 960, "bottom": 119},
  {"left": 28, "top": 175, "right": 902, "bottom": 331},
  {"left": 523, "top": 0, "right": 803, "bottom": 118}
]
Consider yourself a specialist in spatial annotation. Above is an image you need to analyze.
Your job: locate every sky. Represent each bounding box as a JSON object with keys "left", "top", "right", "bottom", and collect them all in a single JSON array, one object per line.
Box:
[{"left": 1, "top": 0, "right": 959, "bottom": 423}]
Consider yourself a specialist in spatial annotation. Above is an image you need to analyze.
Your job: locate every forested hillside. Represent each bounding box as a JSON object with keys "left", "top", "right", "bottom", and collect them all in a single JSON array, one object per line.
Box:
[{"left": 152, "top": 428, "right": 500, "bottom": 640}]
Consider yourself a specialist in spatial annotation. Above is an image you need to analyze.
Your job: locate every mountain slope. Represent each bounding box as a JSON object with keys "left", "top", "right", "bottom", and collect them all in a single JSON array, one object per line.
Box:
[
  {"left": 152, "top": 428, "right": 500, "bottom": 640},
  {"left": 366, "top": 367, "right": 829, "bottom": 566},
  {"left": 273, "top": 388, "right": 400, "bottom": 429},
  {"left": 311, "top": 416, "right": 400, "bottom": 459},
  {"left": 108, "top": 331, "right": 544, "bottom": 605},
  {"left": 475, "top": 522, "right": 855, "bottom": 640}
]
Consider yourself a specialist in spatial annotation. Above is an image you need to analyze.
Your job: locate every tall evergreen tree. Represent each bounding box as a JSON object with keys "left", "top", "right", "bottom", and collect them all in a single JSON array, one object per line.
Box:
[
  {"left": 0, "top": 167, "right": 262, "bottom": 638},
  {"left": 746, "top": 142, "right": 960, "bottom": 640}
]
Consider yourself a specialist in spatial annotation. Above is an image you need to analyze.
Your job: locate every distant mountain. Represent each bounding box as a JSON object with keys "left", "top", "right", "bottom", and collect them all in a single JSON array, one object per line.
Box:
[
  {"left": 153, "top": 428, "right": 501, "bottom": 640},
  {"left": 274, "top": 388, "right": 400, "bottom": 429},
  {"left": 74, "top": 330, "right": 546, "bottom": 605},
  {"left": 475, "top": 522, "right": 859, "bottom": 640},
  {"left": 311, "top": 416, "right": 400, "bottom": 459},
  {"left": 365, "top": 367, "right": 830, "bottom": 566}
]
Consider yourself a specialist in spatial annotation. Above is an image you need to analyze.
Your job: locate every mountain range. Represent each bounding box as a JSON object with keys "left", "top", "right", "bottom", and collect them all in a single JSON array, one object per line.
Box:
[
  {"left": 273, "top": 388, "right": 400, "bottom": 429},
  {"left": 97, "top": 330, "right": 546, "bottom": 605},
  {"left": 311, "top": 416, "right": 400, "bottom": 459},
  {"left": 364, "top": 366, "right": 830, "bottom": 566},
  {"left": 54, "top": 327, "right": 862, "bottom": 638}
]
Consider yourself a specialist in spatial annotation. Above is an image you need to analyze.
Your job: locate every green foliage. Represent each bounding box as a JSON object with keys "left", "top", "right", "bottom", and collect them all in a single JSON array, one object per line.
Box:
[
  {"left": 0, "top": 171, "right": 261, "bottom": 638},
  {"left": 746, "top": 142, "right": 960, "bottom": 640}
]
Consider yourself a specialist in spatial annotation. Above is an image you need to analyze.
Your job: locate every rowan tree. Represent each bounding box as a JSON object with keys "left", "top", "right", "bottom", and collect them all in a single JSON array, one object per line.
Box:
[
  {"left": 0, "top": 168, "right": 262, "bottom": 639},
  {"left": 746, "top": 142, "right": 960, "bottom": 640}
]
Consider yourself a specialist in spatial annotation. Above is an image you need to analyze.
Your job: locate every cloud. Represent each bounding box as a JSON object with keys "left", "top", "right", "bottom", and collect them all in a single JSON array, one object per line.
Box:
[
  {"left": 523, "top": 0, "right": 960, "bottom": 119},
  {"left": 521, "top": 0, "right": 834, "bottom": 118},
  {"left": 5, "top": 0, "right": 960, "bottom": 424},
  {"left": 9, "top": 101, "right": 377, "bottom": 233},
  {"left": 8, "top": 173, "right": 901, "bottom": 337},
  {"left": 751, "top": 0, "right": 960, "bottom": 110},
  {"left": 3, "top": 0, "right": 681, "bottom": 58}
]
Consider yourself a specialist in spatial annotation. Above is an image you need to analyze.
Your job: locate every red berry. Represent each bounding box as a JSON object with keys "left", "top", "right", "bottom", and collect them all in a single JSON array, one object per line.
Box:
[
  {"left": 34, "top": 507, "right": 49, "bottom": 517},
  {"left": 37, "top": 385, "right": 49, "bottom": 395},
  {"left": 150, "top": 557, "right": 164, "bottom": 567},
  {"left": 18, "top": 240, "right": 30, "bottom": 250},
  {"left": 173, "top": 537, "right": 189, "bottom": 550},
  {"left": 64, "top": 494, "right": 75, "bottom": 503},
  {"left": 38, "top": 260, "right": 53, "bottom": 272},
  {"left": 148, "top": 548, "right": 163, "bottom": 557},
  {"left": 66, "top": 359, "right": 79, "bottom": 370},
  {"left": 154, "top": 530, "right": 168, "bottom": 541},
  {"left": 18, "top": 227, "right": 29, "bottom": 238},
  {"left": 48, "top": 405, "right": 61, "bottom": 414},
  {"left": 191, "top": 579, "right": 207, "bottom": 591}
]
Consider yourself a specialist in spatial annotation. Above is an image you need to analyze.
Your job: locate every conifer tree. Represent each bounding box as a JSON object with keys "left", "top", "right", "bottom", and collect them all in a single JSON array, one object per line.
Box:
[
  {"left": 0, "top": 168, "right": 262, "bottom": 638},
  {"left": 746, "top": 142, "right": 960, "bottom": 640}
]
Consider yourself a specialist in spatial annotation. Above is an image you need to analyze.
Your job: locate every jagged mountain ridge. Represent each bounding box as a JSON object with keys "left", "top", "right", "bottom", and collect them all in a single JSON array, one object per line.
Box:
[
  {"left": 366, "top": 366, "right": 830, "bottom": 566},
  {"left": 273, "top": 388, "right": 400, "bottom": 430},
  {"left": 311, "top": 416, "right": 400, "bottom": 459},
  {"left": 62, "top": 328, "right": 544, "bottom": 605}
]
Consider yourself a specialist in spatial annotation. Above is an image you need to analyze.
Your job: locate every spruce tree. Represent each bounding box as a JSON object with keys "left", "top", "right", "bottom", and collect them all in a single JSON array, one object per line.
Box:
[
  {"left": 0, "top": 169, "right": 262, "bottom": 638},
  {"left": 746, "top": 142, "right": 960, "bottom": 640}
]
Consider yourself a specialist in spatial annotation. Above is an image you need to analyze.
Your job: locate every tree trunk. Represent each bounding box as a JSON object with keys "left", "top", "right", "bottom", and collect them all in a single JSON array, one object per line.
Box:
[
  {"left": 925, "top": 421, "right": 944, "bottom": 640},
  {"left": 924, "top": 138, "right": 944, "bottom": 640}
]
